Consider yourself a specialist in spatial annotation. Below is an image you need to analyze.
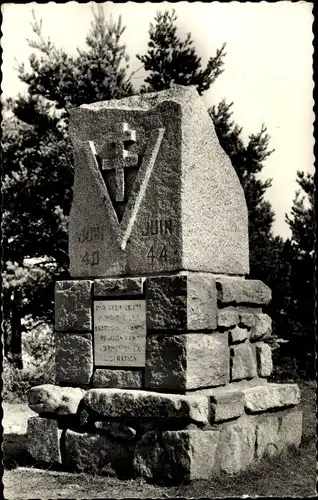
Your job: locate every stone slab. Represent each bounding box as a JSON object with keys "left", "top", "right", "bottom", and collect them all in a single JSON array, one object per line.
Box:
[
  {"left": 68, "top": 85, "right": 249, "bottom": 277},
  {"left": 279, "top": 410, "right": 303, "bottom": 448},
  {"left": 93, "top": 299, "right": 146, "bottom": 367},
  {"left": 216, "top": 419, "right": 256, "bottom": 474},
  {"left": 82, "top": 388, "right": 209, "bottom": 425},
  {"left": 239, "top": 312, "right": 255, "bottom": 328},
  {"left": 210, "top": 390, "right": 245, "bottom": 422},
  {"left": 243, "top": 384, "right": 301, "bottom": 413},
  {"left": 230, "top": 325, "right": 250, "bottom": 344},
  {"left": 146, "top": 273, "right": 217, "bottom": 331},
  {"left": 145, "top": 333, "right": 229, "bottom": 390},
  {"left": 55, "top": 280, "right": 92, "bottom": 332},
  {"left": 133, "top": 429, "right": 220, "bottom": 484},
  {"left": 255, "top": 343, "right": 273, "bottom": 377},
  {"left": 28, "top": 384, "right": 85, "bottom": 415},
  {"left": 216, "top": 277, "right": 271, "bottom": 305},
  {"left": 92, "top": 369, "right": 143, "bottom": 388},
  {"left": 250, "top": 314, "right": 272, "bottom": 341},
  {"left": 231, "top": 343, "right": 257, "bottom": 381},
  {"left": 27, "top": 417, "right": 62, "bottom": 464},
  {"left": 94, "top": 277, "right": 144, "bottom": 296},
  {"left": 94, "top": 421, "right": 137, "bottom": 441},
  {"left": 217, "top": 310, "right": 239, "bottom": 328},
  {"left": 55, "top": 333, "right": 93, "bottom": 385},
  {"left": 64, "top": 429, "right": 134, "bottom": 476},
  {"left": 255, "top": 414, "right": 280, "bottom": 459}
]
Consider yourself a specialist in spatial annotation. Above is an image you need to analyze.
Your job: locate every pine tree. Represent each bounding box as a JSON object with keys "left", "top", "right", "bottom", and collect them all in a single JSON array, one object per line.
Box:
[
  {"left": 283, "top": 172, "right": 315, "bottom": 378},
  {"left": 137, "top": 10, "right": 226, "bottom": 95},
  {"left": 2, "top": 6, "right": 134, "bottom": 366},
  {"left": 138, "top": 10, "right": 296, "bottom": 367}
]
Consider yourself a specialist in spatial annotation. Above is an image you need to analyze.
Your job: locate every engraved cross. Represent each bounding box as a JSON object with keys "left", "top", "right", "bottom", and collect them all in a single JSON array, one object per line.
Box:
[{"left": 99, "top": 122, "right": 138, "bottom": 202}]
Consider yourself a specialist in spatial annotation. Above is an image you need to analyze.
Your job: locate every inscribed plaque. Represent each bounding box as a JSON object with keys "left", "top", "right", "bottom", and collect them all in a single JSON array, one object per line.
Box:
[{"left": 94, "top": 300, "right": 146, "bottom": 367}]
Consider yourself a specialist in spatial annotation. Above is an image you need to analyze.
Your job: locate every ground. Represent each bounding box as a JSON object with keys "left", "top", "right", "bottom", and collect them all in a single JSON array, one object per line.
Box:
[{"left": 2, "top": 381, "right": 317, "bottom": 499}]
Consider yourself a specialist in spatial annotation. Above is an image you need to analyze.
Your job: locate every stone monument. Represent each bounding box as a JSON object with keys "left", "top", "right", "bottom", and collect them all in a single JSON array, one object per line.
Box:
[{"left": 27, "top": 86, "right": 302, "bottom": 484}]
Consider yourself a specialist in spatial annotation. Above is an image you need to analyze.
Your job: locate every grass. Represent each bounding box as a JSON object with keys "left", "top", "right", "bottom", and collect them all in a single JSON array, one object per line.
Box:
[{"left": 2, "top": 380, "right": 317, "bottom": 499}]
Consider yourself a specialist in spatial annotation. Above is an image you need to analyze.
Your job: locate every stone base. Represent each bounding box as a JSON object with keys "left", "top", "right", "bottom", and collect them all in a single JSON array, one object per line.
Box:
[{"left": 27, "top": 382, "right": 302, "bottom": 484}]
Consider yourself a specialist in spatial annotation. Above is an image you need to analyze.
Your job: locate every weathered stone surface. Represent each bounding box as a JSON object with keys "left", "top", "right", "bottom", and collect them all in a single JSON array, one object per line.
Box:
[
  {"left": 82, "top": 389, "right": 209, "bottom": 425},
  {"left": 94, "top": 421, "right": 137, "bottom": 441},
  {"left": 210, "top": 391, "right": 245, "bottom": 422},
  {"left": 255, "top": 414, "right": 280, "bottom": 459},
  {"left": 256, "top": 343, "right": 273, "bottom": 377},
  {"left": 55, "top": 333, "right": 93, "bottom": 384},
  {"left": 243, "top": 384, "right": 301, "bottom": 413},
  {"left": 27, "top": 417, "right": 62, "bottom": 463},
  {"left": 216, "top": 419, "right": 256, "bottom": 474},
  {"left": 231, "top": 343, "right": 257, "bottom": 381},
  {"left": 217, "top": 310, "right": 239, "bottom": 328},
  {"left": 55, "top": 280, "right": 92, "bottom": 332},
  {"left": 133, "top": 429, "right": 220, "bottom": 483},
  {"left": 279, "top": 410, "right": 303, "bottom": 448},
  {"left": 250, "top": 313, "right": 272, "bottom": 341},
  {"left": 64, "top": 429, "right": 134, "bottom": 476},
  {"left": 92, "top": 369, "right": 143, "bottom": 389},
  {"left": 216, "top": 277, "right": 271, "bottom": 305},
  {"left": 28, "top": 384, "right": 85, "bottom": 415},
  {"left": 68, "top": 85, "right": 248, "bottom": 278},
  {"left": 145, "top": 333, "right": 229, "bottom": 390},
  {"left": 230, "top": 325, "right": 250, "bottom": 344},
  {"left": 239, "top": 312, "right": 255, "bottom": 328},
  {"left": 146, "top": 273, "right": 217, "bottom": 331},
  {"left": 94, "top": 277, "right": 144, "bottom": 296}
]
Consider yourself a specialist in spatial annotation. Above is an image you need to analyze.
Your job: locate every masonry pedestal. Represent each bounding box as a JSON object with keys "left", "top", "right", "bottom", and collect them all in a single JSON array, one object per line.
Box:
[{"left": 27, "top": 274, "right": 302, "bottom": 484}]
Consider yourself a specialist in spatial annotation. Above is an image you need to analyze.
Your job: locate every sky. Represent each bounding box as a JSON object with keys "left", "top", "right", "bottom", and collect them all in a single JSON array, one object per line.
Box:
[{"left": 1, "top": 1, "right": 314, "bottom": 239}]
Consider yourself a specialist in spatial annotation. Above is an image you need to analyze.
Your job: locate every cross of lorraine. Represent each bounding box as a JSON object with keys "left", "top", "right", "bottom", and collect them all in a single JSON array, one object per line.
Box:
[{"left": 98, "top": 122, "right": 139, "bottom": 204}]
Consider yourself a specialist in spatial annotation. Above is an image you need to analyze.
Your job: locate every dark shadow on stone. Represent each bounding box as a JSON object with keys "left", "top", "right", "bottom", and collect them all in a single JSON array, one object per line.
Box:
[{"left": 3, "top": 433, "right": 33, "bottom": 469}]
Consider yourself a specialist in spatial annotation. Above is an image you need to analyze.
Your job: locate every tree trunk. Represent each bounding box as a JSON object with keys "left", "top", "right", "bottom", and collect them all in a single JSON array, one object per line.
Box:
[{"left": 10, "top": 290, "right": 23, "bottom": 369}]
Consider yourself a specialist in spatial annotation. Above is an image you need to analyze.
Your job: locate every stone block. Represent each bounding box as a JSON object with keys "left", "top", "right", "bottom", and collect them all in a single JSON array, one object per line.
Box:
[
  {"left": 94, "top": 277, "right": 144, "bottom": 296},
  {"left": 210, "top": 390, "right": 245, "bottom": 422},
  {"left": 27, "top": 416, "right": 62, "bottom": 463},
  {"left": 216, "top": 277, "right": 271, "bottom": 306},
  {"left": 55, "top": 280, "right": 92, "bottom": 332},
  {"left": 217, "top": 310, "right": 239, "bottom": 328},
  {"left": 255, "top": 414, "right": 280, "bottom": 459},
  {"left": 230, "top": 325, "right": 250, "bottom": 344},
  {"left": 279, "top": 410, "right": 303, "bottom": 448},
  {"left": 133, "top": 429, "right": 220, "bottom": 484},
  {"left": 239, "top": 311, "right": 255, "bottom": 328},
  {"left": 64, "top": 429, "right": 134, "bottom": 476},
  {"left": 243, "top": 384, "right": 301, "bottom": 413},
  {"left": 28, "top": 384, "right": 85, "bottom": 415},
  {"left": 69, "top": 86, "right": 249, "bottom": 278},
  {"left": 146, "top": 273, "right": 217, "bottom": 331},
  {"left": 55, "top": 333, "right": 93, "bottom": 384},
  {"left": 216, "top": 419, "right": 256, "bottom": 474},
  {"left": 256, "top": 343, "right": 273, "bottom": 377},
  {"left": 145, "top": 333, "right": 229, "bottom": 390},
  {"left": 92, "top": 369, "right": 143, "bottom": 389},
  {"left": 250, "top": 313, "right": 272, "bottom": 341},
  {"left": 94, "top": 421, "right": 137, "bottom": 441},
  {"left": 82, "top": 389, "right": 209, "bottom": 425},
  {"left": 231, "top": 343, "right": 257, "bottom": 381}
]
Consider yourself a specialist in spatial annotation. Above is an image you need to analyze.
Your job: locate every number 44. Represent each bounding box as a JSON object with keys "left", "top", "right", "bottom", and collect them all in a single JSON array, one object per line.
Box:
[{"left": 147, "top": 245, "right": 167, "bottom": 263}]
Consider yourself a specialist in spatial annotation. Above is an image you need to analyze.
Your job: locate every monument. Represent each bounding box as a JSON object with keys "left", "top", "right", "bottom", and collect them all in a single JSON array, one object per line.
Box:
[{"left": 27, "top": 86, "right": 302, "bottom": 484}]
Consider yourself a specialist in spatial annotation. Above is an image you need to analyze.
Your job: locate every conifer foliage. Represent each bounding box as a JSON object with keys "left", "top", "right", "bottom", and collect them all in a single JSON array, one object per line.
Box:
[
  {"left": 2, "top": 6, "right": 134, "bottom": 366},
  {"left": 137, "top": 10, "right": 226, "bottom": 95}
]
